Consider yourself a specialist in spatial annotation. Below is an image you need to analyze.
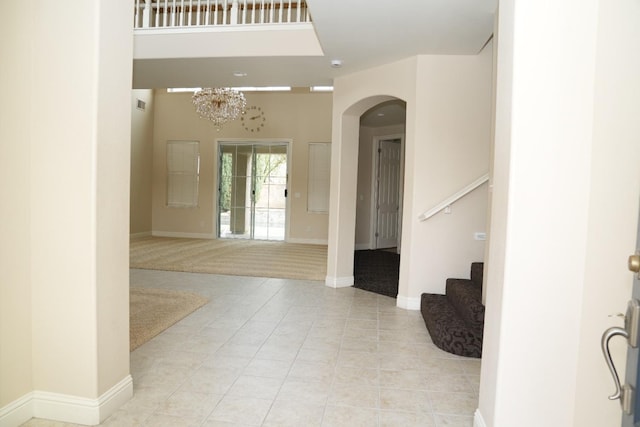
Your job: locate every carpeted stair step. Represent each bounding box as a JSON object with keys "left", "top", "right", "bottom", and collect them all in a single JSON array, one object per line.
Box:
[
  {"left": 420, "top": 262, "right": 484, "bottom": 358},
  {"left": 446, "top": 278, "right": 484, "bottom": 330},
  {"left": 421, "top": 293, "right": 483, "bottom": 358}
]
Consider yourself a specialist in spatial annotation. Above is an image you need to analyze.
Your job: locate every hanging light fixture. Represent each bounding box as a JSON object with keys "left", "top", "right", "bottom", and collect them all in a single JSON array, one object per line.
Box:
[{"left": 192, "top": 88, "right": 247, "bottom": 129}]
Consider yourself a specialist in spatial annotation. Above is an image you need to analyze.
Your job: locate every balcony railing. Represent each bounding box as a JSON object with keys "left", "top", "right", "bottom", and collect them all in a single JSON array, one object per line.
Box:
[{"left": 134, "top": 0, "right": 312, "bottom": 29}]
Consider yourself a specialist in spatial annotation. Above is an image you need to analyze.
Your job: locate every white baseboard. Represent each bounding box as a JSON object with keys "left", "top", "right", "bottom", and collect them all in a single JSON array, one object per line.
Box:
[
  {"left": 0, "top": 375, "right": 132, "bottom": 427},
  {"left": 325, "top": 275, "right": 354, "bottom": 288},
  {"left": 152, "top": 231, "right": 216, "bottom": 239},
  {"left": 396, "top": 295, "right": 421, "bottom": 310},
  {"left": 474, "top": 409, "right": 487, "bottom": 427},
  {"left": 0, "top": 393, "right": 32, "bottom": 427},
  {"left": 286, "top": 237, "right": 328, "bottom": 245},
  {"left": 129, "top": 231, "right": 151, "bottom": 239}
]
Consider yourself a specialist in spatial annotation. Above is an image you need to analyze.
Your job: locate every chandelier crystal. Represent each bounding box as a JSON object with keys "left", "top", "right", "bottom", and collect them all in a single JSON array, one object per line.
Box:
[{"left": 192, "top": 88, "right": 247, "bottom": 129}]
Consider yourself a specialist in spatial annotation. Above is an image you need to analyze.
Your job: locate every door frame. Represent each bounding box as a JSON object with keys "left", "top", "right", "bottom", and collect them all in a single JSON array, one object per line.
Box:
[
  {"left": 369, "top": 133, "right": 405, "bottom": 251},
  {"left": 215, "top": 138, "right": 292, "bottom": 241}
]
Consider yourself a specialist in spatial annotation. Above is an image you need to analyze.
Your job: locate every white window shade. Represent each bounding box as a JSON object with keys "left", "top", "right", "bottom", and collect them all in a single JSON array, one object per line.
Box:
[
  {"left": 307, "top": 142, "right": 331, "bottom": 213},
  {"left": 167, "top": 141, "right": 200, "bottom": 208}
]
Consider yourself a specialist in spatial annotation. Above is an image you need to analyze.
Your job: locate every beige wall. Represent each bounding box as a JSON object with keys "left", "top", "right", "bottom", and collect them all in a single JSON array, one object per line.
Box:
[
  {"left": 403, "top": 50, "right": 492, "bottom": 301},
  {"left": 151, "top": 90, "right": 332, "bottom": 242},
  {"left": 130, "top": 89, "right": 155, "bottom": 236},
  {"left": 327, "top": 50, "right": 492, "bottom": 306},
  {"left": 0, "top": 0, "right": 34, "bottom": 410},
  {"left": 478, "top": 0, "right": 640, "bottom": 426},
  {"left": 1, "top": 0, "right": 132, "bottom": 424}
]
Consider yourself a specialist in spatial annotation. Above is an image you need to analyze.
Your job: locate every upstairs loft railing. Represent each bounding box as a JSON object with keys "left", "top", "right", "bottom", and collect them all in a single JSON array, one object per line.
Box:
[
  {"left": 418, "top": 173, "right": 489, "bottom": 222},
  {"left": 134, "top": 0, "right": 312, "bottom": 29}
]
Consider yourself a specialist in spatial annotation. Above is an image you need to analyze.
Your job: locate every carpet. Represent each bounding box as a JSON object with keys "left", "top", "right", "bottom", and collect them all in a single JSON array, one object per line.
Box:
[
  {"left": 130, "top": 236, "right": 327, "bottom": 281},
  {"left": 130, "top": 287, "right": 208, "bottom": 351},
  {"left": 353, "top": 250, "right": 400, "bottom": 298}
]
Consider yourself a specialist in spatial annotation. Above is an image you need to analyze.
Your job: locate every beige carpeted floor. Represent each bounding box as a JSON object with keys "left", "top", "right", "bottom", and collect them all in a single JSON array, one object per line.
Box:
[
  {"left": 130, "top": 236, "right": 328, "bottom": 281},
  {"left": 130, "top": 287, "right": 208, "bottom": 351}
]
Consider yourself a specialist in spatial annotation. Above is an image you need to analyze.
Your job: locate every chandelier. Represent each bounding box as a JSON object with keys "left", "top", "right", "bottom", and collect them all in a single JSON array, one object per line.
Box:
[{"left": 192, "top": 88, "right": 247, "bottom": 129}]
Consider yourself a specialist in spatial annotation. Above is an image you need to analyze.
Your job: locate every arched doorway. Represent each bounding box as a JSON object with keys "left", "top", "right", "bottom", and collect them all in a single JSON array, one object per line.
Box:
[
  {"left": 325, "top": 95, "right": 408, "bottom": 297},
  {"left": 353, "top": 100, "right": 406, "bottom": 297}
]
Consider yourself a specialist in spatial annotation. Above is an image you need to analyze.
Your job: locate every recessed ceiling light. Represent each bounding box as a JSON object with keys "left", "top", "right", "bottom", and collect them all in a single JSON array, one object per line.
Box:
[
  {"left": 167, "top": 87, "right": 201, "bottom": 93},
  {"left": 232, "top": 86, "right": 291, "bottom": 92},
  {"left": 310, "top": 86, "right": 333, "bottom": 92},
  {"left": 233, "top": 72, "right": 247, "bottom": 77},
  {"left": 330, "top": 59, "right": 343, "bottom": 68},
  {"left": 377, "top": 113, "right": 385, "bottom": 117}
]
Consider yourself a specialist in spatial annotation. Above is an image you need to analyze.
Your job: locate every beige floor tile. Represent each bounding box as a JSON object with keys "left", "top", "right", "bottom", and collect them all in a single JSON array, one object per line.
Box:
[
  {"left": 379, "top": 410, "right": 437, "bottom": 427},
  {"left": 100, "top": 407, "right": 153, "bottom": 426},
  {"left": 242, "top": 358, "right": 292, "bottom": 378},
  {"left": 433, "top": 414, "right": 475, "bottom": 426},
  {"left": 207, "top": 395, "right": 273, "bottom": 425},
  {"left": 288, "top": 360, "right": 336, "bottom": 385},
  {"left": 276, "top": 378, "right": 331, "bottom": 405},
  {"left": 262, "top": 401, "right": 325, "bottom": 427},
  {"left": 379, "top": 369, "right": 428, "bottom": 390},
  {"left": 327, "top": 383, "right": 379, "bottom": 408},
  {"left": 226, "top": 375, "right": 283, "bottom": 400},
  {"left": 142, "top": 413, "right": 202, "bottom": 427},
  {"left": 428, "top": 392, "right": 479, "bottom": 416},
  {"left": 321, "top": 405, "right": 379, "bottom": 427},
  {"left": 334, "top": 365, "right": 379, "bottom": 386},
  {"left": 18, "top": 270, "right": 485, "bottom": 427},
  {"left": 296, "top": 347, "right": 340, "bottom": 365},
  {"left": 340, "top": 338, "right": 378, "bottom": 353},
  {"left": 379, "top": 388, "right": 431, "bottom": 413},
  {"left": 423, "top": 374, "right": 474, "bottom": 393},
  {"left": 337, "top": 350, "right": 377, "bottom": 366},
  {"left": 155, "top": 390, "right": 222, "bottom": 420}
]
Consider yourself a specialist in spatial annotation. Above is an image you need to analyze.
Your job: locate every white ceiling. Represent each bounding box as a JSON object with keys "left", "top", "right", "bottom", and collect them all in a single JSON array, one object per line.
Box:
[{"left": 132, "top": 0, "right": 496, "bottom": 89}]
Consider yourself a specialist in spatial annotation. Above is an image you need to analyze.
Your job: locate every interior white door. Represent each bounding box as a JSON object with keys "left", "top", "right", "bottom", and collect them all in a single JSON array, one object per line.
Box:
[
  {"left": 375, "top": 138, "right": 401, "bottom": 249},
  {"left": 621, "top": 211, "right": 640, "bottom": 426}
]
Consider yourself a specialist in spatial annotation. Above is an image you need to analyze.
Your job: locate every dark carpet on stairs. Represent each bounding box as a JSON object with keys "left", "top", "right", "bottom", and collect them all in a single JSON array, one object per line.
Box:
[{"left": 353, "top": 250, "right": 400, "bottom": 298}]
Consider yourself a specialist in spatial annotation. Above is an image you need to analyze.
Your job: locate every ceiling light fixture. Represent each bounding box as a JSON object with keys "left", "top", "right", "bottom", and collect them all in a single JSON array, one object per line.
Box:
[
  {"left": 310, "top": 86, "right": 334, "bottom": 92},
  {"left": 192, "top": 87, "right": 247, "bottom": 130},
  {"left": 232, "top": 86, "right": 291, "bottom": 92}
]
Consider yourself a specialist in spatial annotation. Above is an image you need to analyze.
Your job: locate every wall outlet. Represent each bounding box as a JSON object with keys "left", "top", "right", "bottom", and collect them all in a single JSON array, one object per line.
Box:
[{"left": 474, "top": 232, "right": 487, "bottom": 241}]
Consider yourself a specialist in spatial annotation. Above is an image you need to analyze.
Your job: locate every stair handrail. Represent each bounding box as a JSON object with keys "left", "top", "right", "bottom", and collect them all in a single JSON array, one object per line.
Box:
[{"left": 418, "top": 173, "right": 489, "bottom": 222}]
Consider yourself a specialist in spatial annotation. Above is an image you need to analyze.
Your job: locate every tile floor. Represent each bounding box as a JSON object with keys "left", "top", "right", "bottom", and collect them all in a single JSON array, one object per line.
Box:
[{"left": 22, "top": 269, "right": 480, "bottom": 427}]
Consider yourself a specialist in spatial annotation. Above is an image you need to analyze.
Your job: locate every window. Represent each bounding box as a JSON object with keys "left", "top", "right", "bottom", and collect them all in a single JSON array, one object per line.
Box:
[
  {"left": 307, "top": 142, "right": 331, "bottom": 213},
  {"left": 166, "top": 141, "right": 200, "bottom": 208}
]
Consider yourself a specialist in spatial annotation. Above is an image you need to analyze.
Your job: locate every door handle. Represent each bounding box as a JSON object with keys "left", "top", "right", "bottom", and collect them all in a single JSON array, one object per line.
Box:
[
  {"left": 600, "top": 299, "right": 640, "bottom": 415},
  {"left": 601, "top": 326, "right": 629, "bottom": 401}
]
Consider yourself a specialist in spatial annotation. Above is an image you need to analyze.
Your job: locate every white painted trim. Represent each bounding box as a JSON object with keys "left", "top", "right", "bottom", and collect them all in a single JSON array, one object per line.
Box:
[
  {"left": 325, "top": 275, "right": 354, "bottom": 288},
  {"left": 396, "top": 295, "right": 420, "bottom": 310},
  {"left": 152, "top": 231, "right": 216, "bottom": 239},
  {"left": 474, "top": 409, "right": 487, "bottom": 427},
  {"left": 130, "top": 231, "right": 151, "bottom": 239},
  {"left": 0, "top": 393, "right": 33, "bottom": 427},
  {"left": 0, "top": 375, "right": 133, "bottom": 427},
  {"left": 418, "top": 173, "right": 489, "bottom": 221},
  {"left": 286, "top": 237, "right": 328, "bottom": 245}
]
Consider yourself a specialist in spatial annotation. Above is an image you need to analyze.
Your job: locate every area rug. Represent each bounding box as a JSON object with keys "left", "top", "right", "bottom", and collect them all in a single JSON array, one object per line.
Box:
[
  {"left": 130, "top": 287, "right": 208, "bottom": 351},
  {"left": 130, "top": 236, "right": 327, "bottom": 281},
  {"left": 353, "top": 249, "right": 400, "bottom": 298}
]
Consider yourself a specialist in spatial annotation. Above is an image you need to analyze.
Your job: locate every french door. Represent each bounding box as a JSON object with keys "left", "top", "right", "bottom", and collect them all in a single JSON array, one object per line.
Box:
[{"left": 217, "top": 141, "right": 289, "bottom": 241}]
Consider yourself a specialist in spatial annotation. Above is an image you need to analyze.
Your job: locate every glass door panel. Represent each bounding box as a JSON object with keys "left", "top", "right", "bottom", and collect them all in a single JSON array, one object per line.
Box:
[{"left": 218, "top": 142, "right": 288, "bottom": 241}]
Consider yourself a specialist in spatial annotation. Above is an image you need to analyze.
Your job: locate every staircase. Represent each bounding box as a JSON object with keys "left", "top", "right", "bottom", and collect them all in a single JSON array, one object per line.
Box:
[{"left": 420, "top": 262, "right": 484, "bottom": 358}]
